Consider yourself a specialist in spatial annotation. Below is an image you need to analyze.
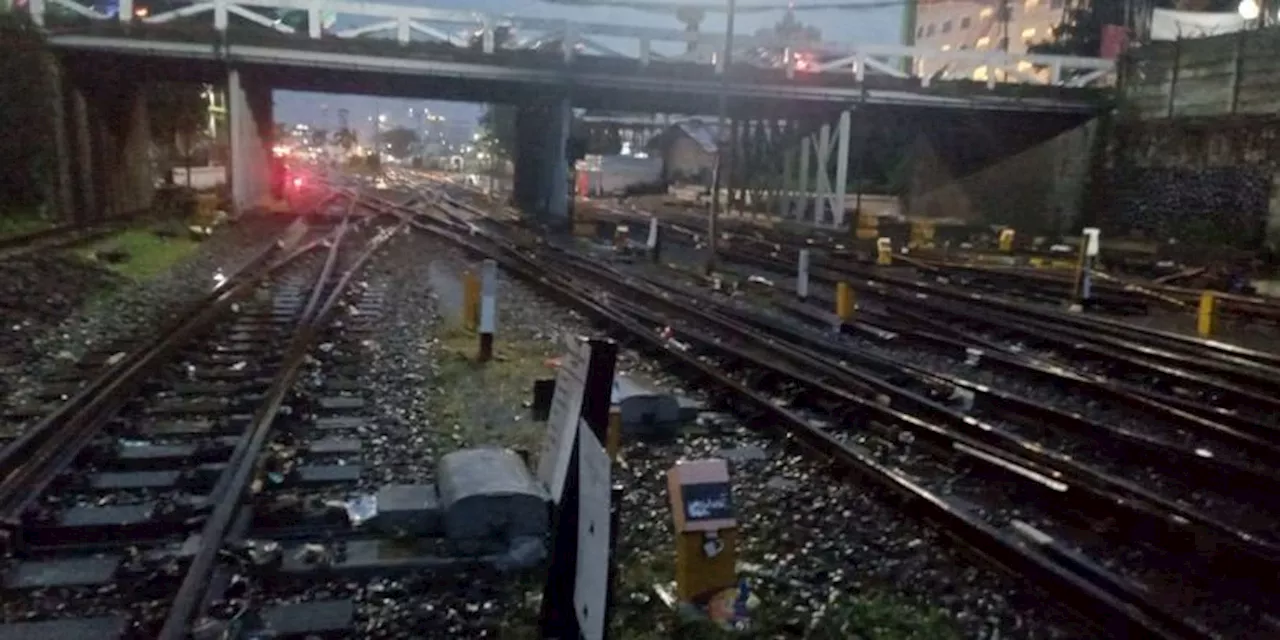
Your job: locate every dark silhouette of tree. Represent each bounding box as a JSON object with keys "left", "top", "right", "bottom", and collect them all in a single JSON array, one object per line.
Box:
[
  {"left": 0, "top": 12, "right": 57, "bottom": 214},
  {"left": 333, "top": 127, "right": 358, "bottom": 151},
  {"left": 379, "top": 126, "right": 420, "bottom": 159},
  {"left": 147, "top": 82, "right": 207, "bottom": 185}
]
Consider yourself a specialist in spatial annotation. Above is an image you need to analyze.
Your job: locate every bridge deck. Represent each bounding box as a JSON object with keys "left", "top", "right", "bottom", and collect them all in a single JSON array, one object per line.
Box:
[{"left": 49, "top": 22, "right": 1111, "bottom": 116}]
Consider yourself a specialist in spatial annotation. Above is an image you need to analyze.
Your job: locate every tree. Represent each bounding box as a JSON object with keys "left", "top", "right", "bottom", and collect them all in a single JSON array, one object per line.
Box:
[
  {"left": 147, "top": 83, "right": 208, "bottom": 186},
  {"left": 0, "top": 12, "right": 58, "bottom": 216},
  {"left": 332, "top": 127, "right": 358, "bottom": 152},
  {"left": 379, "top": 126, "right": 419, "bottom": 159},
  {"left": 477, "top": 104, "right": 517, "bottom": 161}
]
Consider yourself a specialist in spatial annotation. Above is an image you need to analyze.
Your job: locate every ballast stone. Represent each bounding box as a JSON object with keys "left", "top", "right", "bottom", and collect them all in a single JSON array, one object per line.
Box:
[{"left": 437, "top": 447, "right": 549, "bottom": 544}]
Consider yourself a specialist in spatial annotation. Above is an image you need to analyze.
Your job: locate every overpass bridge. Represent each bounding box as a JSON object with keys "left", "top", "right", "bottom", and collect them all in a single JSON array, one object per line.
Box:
[{"left": 18, "top": 0, "right": 1117, "bottom": 221}]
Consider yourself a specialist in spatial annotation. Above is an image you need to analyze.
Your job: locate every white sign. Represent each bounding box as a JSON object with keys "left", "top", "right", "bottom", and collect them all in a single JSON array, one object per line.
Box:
[
  {"left": 537, "top": 338, "right": 591, "bottom": 502},
  {"left": 574, "top": 421, "right": 611, "bottom": 640}
]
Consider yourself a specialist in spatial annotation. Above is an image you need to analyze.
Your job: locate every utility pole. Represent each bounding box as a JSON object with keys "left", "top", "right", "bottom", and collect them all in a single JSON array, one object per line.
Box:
[{"left": 706, "top": 0, "right": 736, "bottom": 274}]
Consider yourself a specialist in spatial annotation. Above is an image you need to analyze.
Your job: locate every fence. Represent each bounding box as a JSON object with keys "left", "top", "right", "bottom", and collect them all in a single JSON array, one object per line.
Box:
[{"left": 1122, "top": 27, "right": 1280, "bottom": 119}]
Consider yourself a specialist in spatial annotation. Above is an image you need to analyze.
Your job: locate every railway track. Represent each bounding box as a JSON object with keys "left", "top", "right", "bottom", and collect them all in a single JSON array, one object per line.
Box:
[
  {"left": 0, "top": 219, "right": 132, "bottom": 262},
  {"left": 362, "top": 191, "right": 1271, "bottom": 639},
  {"left": 722, "top": 247, "right": 1280, "bottom": 439},
  {"left": 0, "top": 203, "right": 409, "bottom": 637}
]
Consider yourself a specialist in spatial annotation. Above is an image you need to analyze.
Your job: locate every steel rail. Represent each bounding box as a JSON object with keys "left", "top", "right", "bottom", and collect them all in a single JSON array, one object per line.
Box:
[
  {"left": 0, "top": 224, "right": 334, "bottom": 542},
  {"left": 557, "top": 255, "right": 1275, "bottom": 631},
  {"left": 158, "top": 215, "right": 404, "bottom": 639},
  {"left": 386, "top": 202, "right": 1207, "bottom": 639}
]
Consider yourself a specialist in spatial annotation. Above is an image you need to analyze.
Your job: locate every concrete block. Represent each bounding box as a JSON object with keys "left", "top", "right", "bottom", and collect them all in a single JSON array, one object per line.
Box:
[
  {"left": 370, "top": 484, "right": 443, "bottom": 536},
  {"left": 611, "top": 375, "right": 682, "bottom": 436},
  {"left": 437, "top": 448, "right": 549, "bottom": 544}
]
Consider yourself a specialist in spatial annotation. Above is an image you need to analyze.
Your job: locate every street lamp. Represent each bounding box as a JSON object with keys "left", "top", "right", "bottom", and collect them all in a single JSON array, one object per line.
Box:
[
  {"left": 706, "top": 0, "right": 737, "bottom": 274},
  {"left": 1238, "top": 0, "right": 1260, "bottom": 19}
]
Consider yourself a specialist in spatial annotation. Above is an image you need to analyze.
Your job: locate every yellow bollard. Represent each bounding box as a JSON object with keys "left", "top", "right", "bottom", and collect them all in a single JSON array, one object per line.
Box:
[
  {"left": 1197, "top": 291, "right": 1216, "bottom": 337},
  {"left": 462, "top": 271, "right": 480, "bottom": 332},
  {"left": 998, "top": 228, "right": 1015, "bottom": 252},
  {"left": 835, "top": 282, "right": 854, "bottom": 321},
  {"left": 876, "top": 237, "right": 893, "bottom": 266},
  {"left": 606, "top": 406, "right": 622, "bottom": 462}
]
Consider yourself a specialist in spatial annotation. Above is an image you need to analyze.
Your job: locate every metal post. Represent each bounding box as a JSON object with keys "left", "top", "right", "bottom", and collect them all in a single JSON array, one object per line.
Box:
[
  {"left": 706, "top": 0, "right": 737, "bottom": 274},
  {"left": 478, "top": 259, "right": 497, "bottom": 362},
  {"left": 832, "top": 111, "right": 851, "bottom": 228}
]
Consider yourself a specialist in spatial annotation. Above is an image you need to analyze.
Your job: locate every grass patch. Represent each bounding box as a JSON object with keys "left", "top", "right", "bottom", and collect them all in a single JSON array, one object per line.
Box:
[
  {"left": 77, "top": 224, "right": 199, "bottom": 281},
  {"left": 431, "top": 322, "right": 560, "bottom": 456},
  {"left": 0, "top": 205, "right": 54, "bottom": 239}
]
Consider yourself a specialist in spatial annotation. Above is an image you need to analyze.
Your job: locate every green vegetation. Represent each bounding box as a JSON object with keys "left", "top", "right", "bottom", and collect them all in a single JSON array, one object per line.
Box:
[
  {"left": 78, "top": 226, "right": 199, "bottom": 281},
  {"left": 431, "top": 322, "right": 559, "bottom": 456},
  {"left": 0, "top": 205, "right": 54, "bottom": 239}
]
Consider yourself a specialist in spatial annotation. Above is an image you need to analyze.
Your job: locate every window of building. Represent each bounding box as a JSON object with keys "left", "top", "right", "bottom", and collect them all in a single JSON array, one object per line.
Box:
[
  {"left": 973, "top": 66, "right": 989, "bottom": 81},
  {"left": 979, "top": 7, "right": 994, "bottom": 18},
  {"left": 1050, "top": 0, "right": 1063, "bottom": 7},
  {"left": 917, "top": 26, "right": 924, "bottom": 38},
  {"left": 961, "top": 16, "right": 971, "bottom": 28},
  {"left": 976, "top": 35, "right": 991, "bottom": 48},
  {"left": 1017, "top": 60, "right": 1033, "bottom": 72},
  {"left": 927, "top": 24, "right": 936, "bottom": 36},
  {"left": 1022, "top": 27, "right": 1037, "bottom": 41},
  {"left": 942, "top": 20, "right": 952, "bottom": 33},
  {"left": 1025, "top": 0, "right": 1038, "bottom": 9},
  {"left": 941, "top": 44, "right": 952, "bottom": 51}
]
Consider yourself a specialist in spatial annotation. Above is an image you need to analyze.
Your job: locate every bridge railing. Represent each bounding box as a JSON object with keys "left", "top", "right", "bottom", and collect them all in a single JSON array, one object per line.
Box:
[{"left": 22, "top": 0, "right": 1115, "bottom": 88}]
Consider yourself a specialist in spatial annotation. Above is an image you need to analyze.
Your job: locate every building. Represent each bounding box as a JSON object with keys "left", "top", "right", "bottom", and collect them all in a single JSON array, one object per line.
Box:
[
  {"left": 646, "top": 120, "right": 718, "bottom": 185},
  {"left": 913, "top": 0, "right": 1068, "bottom": 81}
]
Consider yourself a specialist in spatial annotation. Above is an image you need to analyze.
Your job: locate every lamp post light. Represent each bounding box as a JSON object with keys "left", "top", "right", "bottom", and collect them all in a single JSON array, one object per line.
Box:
[
  {"left": 1238, "top": 0, "right": 1260, "bottom": 20},
  {"left": 706, "top": 0, "right": 737, "bottom": 275}
]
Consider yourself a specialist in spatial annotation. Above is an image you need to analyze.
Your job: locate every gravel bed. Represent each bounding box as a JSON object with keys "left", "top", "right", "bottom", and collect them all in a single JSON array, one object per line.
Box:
[{"left": 2, "top": 216, "right": 291, "bottom": 404}]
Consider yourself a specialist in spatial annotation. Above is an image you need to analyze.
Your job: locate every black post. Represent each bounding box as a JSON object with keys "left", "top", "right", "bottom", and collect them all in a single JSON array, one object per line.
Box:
[
  {"left": 539, "top": 338, "right": 619, "bottom": 640},
  {"left": 532, "top": 378, "right": 557, "bottom": 421}
]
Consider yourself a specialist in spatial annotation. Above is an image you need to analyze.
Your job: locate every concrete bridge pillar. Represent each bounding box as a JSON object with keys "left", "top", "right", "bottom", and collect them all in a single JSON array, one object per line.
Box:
[
  {"left": 227, "top": 69, "right": 273, "bottom": 214},
  {"left": 57, "top": 66, "right": 154, "bottom": 221},
  {"left": 512, "top": 94, "right": 571, "bottom": 229}
]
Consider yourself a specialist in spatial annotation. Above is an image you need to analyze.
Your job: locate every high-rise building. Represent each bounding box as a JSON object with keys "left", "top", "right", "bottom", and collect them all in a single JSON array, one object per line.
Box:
[{"left": 913, "top": 0, "right": 1068, "bottom": 81}]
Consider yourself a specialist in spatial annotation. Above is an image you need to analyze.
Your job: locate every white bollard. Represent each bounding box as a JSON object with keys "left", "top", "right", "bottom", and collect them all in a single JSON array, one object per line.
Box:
[
  {"left": 797, "top": 249, "right": 810, "bottom": 299},
  {"left": 479, "top": 259, "right": 498, "bottom": 362}
]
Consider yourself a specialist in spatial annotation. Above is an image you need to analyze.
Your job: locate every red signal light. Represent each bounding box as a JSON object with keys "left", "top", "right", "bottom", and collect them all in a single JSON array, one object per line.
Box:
[{"left": 292, "top": 177, "right": 304, "bottom": 188}]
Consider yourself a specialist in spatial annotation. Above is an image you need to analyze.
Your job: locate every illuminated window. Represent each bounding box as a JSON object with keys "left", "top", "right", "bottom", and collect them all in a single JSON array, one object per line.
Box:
[
  {"left": 1017, "top": 60, "right": 1033, "bottom": 72},
  {"left": 1022, "top": 27, "right": 1037, "bottom": 39},
  {"left": 961, "top": 16, "right": 972, "bottom": 28},
  {"left": 980, "top": 7, "right": 994, "bottom": 17},
  {"left": 976, "top": 36, "right": 991, "bottom": 48},
  {"left": 942, "top": 44, "right": 952, "bottom": 51},
  {"left": 973, "top": 66, "right": 989, "bottom": 81},
  {"left": 1025, "top": 0, "right": 1038, "bottom": 8}
]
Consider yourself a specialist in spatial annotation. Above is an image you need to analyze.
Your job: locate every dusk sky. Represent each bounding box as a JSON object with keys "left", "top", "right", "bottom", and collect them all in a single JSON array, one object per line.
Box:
[{"left": 275, "top": 0, "right": 906, "bottom": 135}]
